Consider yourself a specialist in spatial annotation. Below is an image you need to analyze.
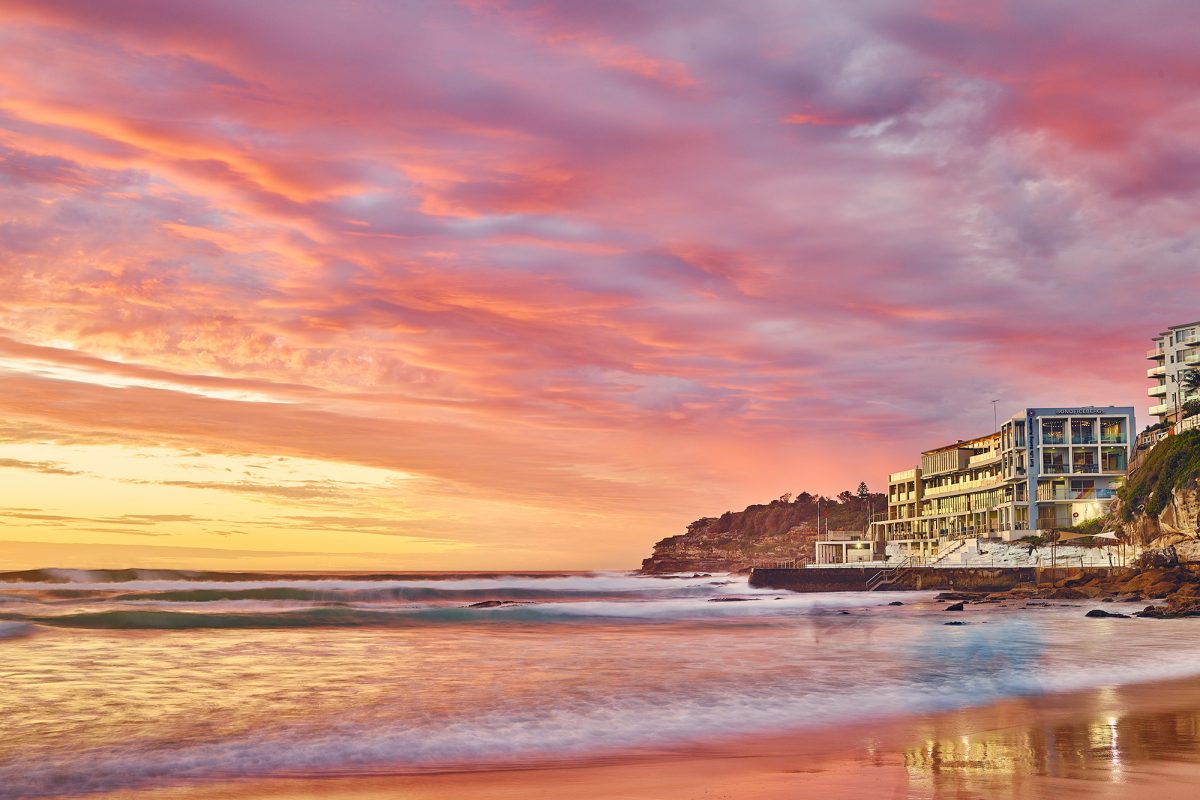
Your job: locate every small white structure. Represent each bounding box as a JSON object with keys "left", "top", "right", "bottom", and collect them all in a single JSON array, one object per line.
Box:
[{"left": 814, "top": 531, "right": 876, "bottom": 564}]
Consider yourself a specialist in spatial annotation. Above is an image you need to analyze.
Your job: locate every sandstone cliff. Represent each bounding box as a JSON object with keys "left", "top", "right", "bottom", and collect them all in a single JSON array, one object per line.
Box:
[
  {"left": 1115, "top": 429, "right": 1200, "bottom": 558},
  {"left": 640, "top": 491, "right": 884, "bottom": 573}
]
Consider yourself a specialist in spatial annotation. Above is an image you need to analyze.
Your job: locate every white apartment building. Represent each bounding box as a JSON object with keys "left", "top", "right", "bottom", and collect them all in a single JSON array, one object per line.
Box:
[{"left": 1147, "top": 321, "right": 1200, "bottom": 423}]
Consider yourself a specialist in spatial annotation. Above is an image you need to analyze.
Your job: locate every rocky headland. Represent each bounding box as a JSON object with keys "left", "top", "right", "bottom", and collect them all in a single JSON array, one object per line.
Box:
[{"left": 640, "top": 489, "right": 884, "bottom": 573}]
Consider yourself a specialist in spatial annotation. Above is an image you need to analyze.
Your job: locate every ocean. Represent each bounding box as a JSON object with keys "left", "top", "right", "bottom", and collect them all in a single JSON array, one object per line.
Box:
[{"left": 2, "top": 569, "right": 1200, "bottom": 799}]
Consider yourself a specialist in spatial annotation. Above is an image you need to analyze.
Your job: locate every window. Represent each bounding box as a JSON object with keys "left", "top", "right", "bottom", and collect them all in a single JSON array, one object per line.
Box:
[
  {"left": 1070, "top": 479, "right": 1095, "bottom": 500},
  {"left": 1101, "top": 447, "right": 1126, "bottom": 472},
  {"left": 1038, "top": 479, "right": 1066, "bottom": 501},
  {"left": 1043, "top": 447, "right": 1068, "bottom": 474},
  {"left": 1100, "top": 417, "right": 1125, "bottom": 443},
  {"left": 1042, "top": 419, "right": 1065, "bottom": 445},
  {"left": 1072, "top": 448, "right": 1098, "bottom": 473},
  {"left": 1014, "top": 422, "right": 1026, "bottom": 448},
  {"left": 1071, "top": 419, "right": 1096, "bottom": 444}
]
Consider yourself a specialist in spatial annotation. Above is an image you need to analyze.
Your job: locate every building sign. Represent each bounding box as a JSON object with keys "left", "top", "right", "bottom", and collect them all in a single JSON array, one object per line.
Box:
[{"left": 1051, "top": 408, "right": 1107, "bottom": 415}]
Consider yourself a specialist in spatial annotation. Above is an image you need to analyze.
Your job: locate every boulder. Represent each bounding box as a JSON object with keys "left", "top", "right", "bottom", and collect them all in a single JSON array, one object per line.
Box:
[
  {"left": 945, "top": 602, "right": 965, "bottom": 612},
  {"left": 1085, "top": 609, "right": 1130, "bottom": 619}
]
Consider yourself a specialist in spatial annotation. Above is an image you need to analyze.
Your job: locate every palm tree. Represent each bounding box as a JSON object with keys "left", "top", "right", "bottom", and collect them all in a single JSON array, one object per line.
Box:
[{"left": 1181, "top": 368, "right": 1200, "bottom": 400}]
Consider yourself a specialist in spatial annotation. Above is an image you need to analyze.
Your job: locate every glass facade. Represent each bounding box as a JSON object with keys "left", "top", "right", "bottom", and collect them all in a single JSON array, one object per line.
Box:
[
  {"left": 1071, "top": 419, "right": 1096, "bottom": 444},
  {"left": 1042, "top": 447, "right": 1068, "bottom": 474},
  {"left": 1100, "top": 417, "right": 1126, "bottom": 443},
  {"left": 1042, "top": 419, "right": 1065, "bottom": 445}
]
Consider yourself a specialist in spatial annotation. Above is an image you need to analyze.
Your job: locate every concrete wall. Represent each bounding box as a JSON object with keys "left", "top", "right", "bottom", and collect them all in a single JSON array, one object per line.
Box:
[{"left": 749, "top": 566, "right": 1123, "bottom": 593}]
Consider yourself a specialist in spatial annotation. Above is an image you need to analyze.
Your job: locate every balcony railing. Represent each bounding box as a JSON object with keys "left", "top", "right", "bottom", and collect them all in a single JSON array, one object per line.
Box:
[
  {"left": 1150, "top": 403, "right": 1172, "bottom": 416},
  {"left": 1148, "top": 348, "right": 1166, "bottom": 360},
  {"left": 968, "top": 451, "right": 1001, "bottom": 467},
  {"left": 923, "top": 476, "right": 1005, "bottom": 496},
  {"left": 1147, "top": 365, "right": 1166, "bottom": 378},
  {"left": 1148, "top": 385, "right": 1168, "bottom": 398},
  {"left": 1072, "top": 462, "right": 1099, "bottom": 474}
]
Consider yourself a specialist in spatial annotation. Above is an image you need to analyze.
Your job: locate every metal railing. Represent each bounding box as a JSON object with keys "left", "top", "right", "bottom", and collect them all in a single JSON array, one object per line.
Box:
[{"left": 866, "top": 556, "right": 928, "bottom": 591}]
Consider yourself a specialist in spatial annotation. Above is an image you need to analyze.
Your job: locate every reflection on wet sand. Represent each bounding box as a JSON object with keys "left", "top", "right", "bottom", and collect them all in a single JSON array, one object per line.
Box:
[{"left": 901, "top": 684, "right": 1200, "bottom": 798}]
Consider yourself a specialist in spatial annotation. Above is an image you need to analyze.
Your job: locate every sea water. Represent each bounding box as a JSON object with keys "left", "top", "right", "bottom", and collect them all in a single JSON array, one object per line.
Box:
[{"left": 2, "top": 569, "right": 1199, "bottom": 799}]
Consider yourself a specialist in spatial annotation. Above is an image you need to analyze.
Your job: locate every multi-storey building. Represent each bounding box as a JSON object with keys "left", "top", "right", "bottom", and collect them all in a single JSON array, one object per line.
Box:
[
  {"left": 1147, "top": 321, "right": 1200, "bottom": 423},
  {"left": 874, "top": 406, "right": 1134, "bottom": 555}
]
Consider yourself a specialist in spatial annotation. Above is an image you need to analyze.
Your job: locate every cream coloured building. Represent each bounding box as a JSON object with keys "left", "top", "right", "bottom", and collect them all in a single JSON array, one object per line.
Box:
[{"left": 874, "top": 406, "right": 1134, "bottom": 555}]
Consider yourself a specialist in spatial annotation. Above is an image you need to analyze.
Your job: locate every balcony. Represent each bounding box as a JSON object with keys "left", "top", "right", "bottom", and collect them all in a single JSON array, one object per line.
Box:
[
  {"left": 1148, "top": 365, "right": 1166, "bottom": 378},
  {"left": 888, "top": 467, "right": 918, "bottom": 483},
  {"left": 923, "top": 476, "right": 1006, "bottom": 497},
  {"left": 967, "top": 450, "right": 1001, "bottom": 467},
  {"left": 1149, "top": 384, "right": 1168, "bottom": 397},
  {"left": 1150, "top": 403, "right": 1172, "bottom": 416},
  {"left": 1186, "top": 352, "right": 1200, "bottom": 366},
  {"left": 1148, "top": 348, "right": 1166, "bottom": 360}
]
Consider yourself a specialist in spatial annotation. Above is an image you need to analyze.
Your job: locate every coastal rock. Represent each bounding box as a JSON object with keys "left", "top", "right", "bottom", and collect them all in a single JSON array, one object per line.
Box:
[
  {"left": 935, "top": 592, "right": 982, "bottom": 601},
  {"left": 888, "top": 601, "right": 904, "bottom": 606},
  {"left": 465, "top": 600, "right": 532, "bottom": 608},
  {"left": 1085, "top": 609, "right": 1130, "bottom": 619},
  {"left": 707, "top": 597, "right": 759, "bottom": 602},
  {"left": 944, "top": 621, "right": 969, "bottom": 626},
  {"left": 1135, "top": 591, "right": 1200, "bottom": 618},
  {"left": 944, "top": 602, "right": 965, "bottom": 612}
]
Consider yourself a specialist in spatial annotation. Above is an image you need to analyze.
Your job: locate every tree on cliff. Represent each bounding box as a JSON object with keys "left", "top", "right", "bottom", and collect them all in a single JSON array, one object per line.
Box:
[{"left": 1182, "top": 370, "right": 1200, "bottom": 406}]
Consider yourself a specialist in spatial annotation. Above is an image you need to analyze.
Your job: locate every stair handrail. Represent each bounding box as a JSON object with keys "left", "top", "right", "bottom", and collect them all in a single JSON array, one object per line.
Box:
[{"left": 866, "top": 556, "right": 916, "bottom": 590}]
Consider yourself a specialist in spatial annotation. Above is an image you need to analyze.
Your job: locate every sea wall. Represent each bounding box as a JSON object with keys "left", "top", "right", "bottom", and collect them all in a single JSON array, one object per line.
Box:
[{"left": 749, "top": 566, "right": 1125, "bottom": 593}]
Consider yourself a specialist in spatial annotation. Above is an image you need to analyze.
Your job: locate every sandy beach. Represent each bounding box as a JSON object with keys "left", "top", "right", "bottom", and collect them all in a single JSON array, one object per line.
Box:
[{"left": 79, "top": 674, "right": 1200, "bottom": 800}]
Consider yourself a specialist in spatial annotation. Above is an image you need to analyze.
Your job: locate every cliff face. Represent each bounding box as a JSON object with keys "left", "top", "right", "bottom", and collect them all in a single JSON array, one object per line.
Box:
[
  {"left": 639, "top": 493, "right": 884, "bottom": 574},
  {"left": 1115, "top": 430, "right": 1200, "bottom": 555}
]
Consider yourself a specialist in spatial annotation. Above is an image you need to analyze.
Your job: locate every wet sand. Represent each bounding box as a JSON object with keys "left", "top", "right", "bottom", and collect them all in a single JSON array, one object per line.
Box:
[{"left": 84, "top": 675, "right": 1200, "bottom": 800}]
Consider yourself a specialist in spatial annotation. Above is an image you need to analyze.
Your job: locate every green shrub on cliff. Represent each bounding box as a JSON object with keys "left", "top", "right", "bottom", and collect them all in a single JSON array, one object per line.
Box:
[{"left": 1118, "top": 430, "right": 1200, "bottom": 520}]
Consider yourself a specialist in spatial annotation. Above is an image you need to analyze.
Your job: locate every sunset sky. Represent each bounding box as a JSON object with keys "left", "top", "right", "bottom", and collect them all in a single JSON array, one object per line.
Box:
[{"left": 1, "top": 0, "right": 1198, "bottom": 570}]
